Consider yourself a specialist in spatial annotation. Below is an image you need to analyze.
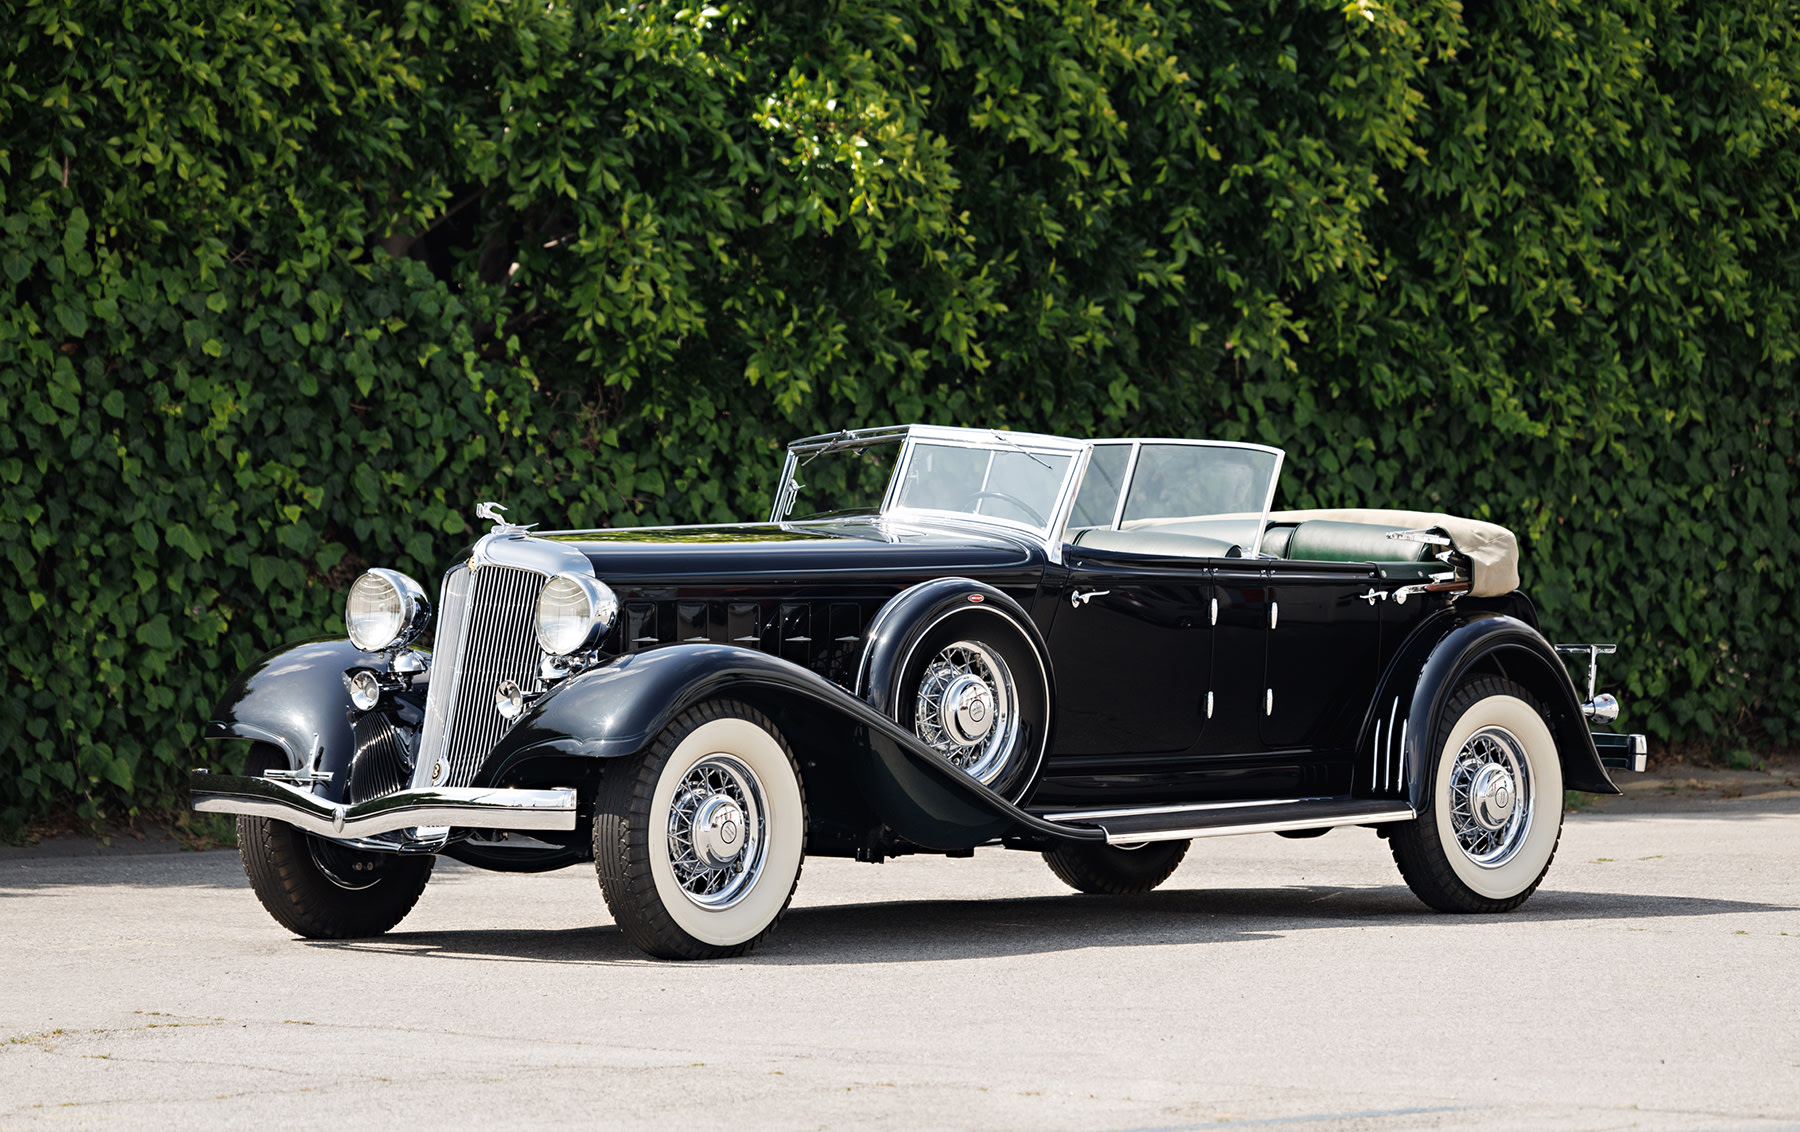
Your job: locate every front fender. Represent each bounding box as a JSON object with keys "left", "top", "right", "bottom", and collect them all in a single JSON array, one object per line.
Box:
[
  {"left": 482, "top": 644, "right": 1099, "bottom": 851},
  {"left": 1358, "top": 612, "right": 1618, "bottom": 807},
  {"left": 205, "top": 638, "right": 388, "bottom": 785}
]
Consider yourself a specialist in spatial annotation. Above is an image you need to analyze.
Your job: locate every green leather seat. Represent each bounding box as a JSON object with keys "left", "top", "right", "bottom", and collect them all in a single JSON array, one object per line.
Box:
[
  {"left": 1283, "top": 520, "right": 1433, "bottom": 563},
  {"left": 1072, "top": 527, "right": 1244, "bottom": 559},
  {"left": 1260, "top": 524, "right": 1296, "bottom": 558}
]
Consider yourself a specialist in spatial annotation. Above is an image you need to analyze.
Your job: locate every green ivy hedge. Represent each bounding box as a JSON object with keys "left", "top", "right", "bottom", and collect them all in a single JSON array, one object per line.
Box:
[{"left": 3, "top": 0, "right": 1796, "bottom": 831}]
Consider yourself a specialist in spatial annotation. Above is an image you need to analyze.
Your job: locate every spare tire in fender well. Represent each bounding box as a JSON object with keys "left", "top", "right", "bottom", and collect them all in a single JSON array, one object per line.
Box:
[{"left": 854, "top": 576, "right": 1056, "bottom": 803}]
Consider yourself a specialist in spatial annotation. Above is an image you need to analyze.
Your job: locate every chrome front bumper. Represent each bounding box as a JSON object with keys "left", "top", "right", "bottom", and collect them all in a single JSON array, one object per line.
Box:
[{"left": 191, "top": 771, "right": 578, "bottom": 839}]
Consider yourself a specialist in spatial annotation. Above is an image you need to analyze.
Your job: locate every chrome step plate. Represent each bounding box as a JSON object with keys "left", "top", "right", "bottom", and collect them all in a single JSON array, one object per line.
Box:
[{"left": 1035, "top": 796, "right": 1417, "bottom": 845}]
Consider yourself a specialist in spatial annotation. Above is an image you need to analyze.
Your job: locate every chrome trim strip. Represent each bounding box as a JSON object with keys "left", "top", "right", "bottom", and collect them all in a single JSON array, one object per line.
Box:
[
  {"left": 413, "top": 566, "right": 473, "bottom": 788},
  {"left": 1373, "top": 718, "right": 1383, "bottom": 792},
  {"left": 1097, "top": 808, "right": 1417, "bottom": 845},
  {"left": 191, "top": 772, "right": 577, "bottom": 838},
  {"left": 1396, "top": 716, "right": 1408, "bottom": 794},
  {"left": 1385, "top": 697, "right": 1400, "bottom": 794},
  {"left": 1043, "top": 796, "right": 1320, "bottom": 823},
  {"left": 1109, "top": 442, "right": 1143, "bottom": 531}
]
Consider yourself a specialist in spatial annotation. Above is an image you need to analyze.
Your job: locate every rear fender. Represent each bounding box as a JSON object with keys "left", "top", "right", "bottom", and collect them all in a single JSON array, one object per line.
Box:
[
  {"left": 205, "top": 638, "right": 391, "bottom": 793},
  {"left": 1356, "top": 612, "right": 1617, "bottom": 807},
  {"left": 482, "top": 644, "right": 1098, "bottom": 852}
]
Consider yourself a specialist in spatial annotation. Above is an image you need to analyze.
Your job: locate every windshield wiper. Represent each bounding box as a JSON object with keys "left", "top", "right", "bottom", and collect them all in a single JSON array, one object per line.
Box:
[
  {"left": 800, "top": 429, "right": 859, "bottom": 466},
  {"left": 990, "top": 430, "right": 1054, "bottom": 470}
]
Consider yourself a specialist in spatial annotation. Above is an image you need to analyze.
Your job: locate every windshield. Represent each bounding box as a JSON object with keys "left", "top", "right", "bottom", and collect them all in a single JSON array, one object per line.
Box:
[
  {"left": 1065, "top": 441, "right": 1282, "bottom": 550},
  {"left": 892, "top": 442, "right": 1074, "bottom": 529},
  {"left": 781, "top": 436, "right": 904, "bottom": 520},
  {"left": 774, "top": 427, "right": 1083, "bottom": 534}
]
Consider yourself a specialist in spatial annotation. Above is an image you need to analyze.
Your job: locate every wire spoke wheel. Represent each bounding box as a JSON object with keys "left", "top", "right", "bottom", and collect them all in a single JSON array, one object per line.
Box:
[
  {"left": 664, "top": 754, "right": 768, "bottom": 910},
  {"left": 912, "top": 639, "right": 1017, "bottom": 785},
  {"left": 1445, "top": 726, "right": 1533, "bottom": 867},
  {"left": 884, "top": 601, "right": 1050, "bottom": 803}
]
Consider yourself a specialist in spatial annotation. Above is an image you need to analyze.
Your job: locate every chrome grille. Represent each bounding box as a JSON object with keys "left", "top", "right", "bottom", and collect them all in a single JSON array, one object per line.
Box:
[
  {"left": 414, "top": 564, "right": 544, "bottom": 789},
  {"left": 348, "top": 711, "right": 413, "bottom": 803}
]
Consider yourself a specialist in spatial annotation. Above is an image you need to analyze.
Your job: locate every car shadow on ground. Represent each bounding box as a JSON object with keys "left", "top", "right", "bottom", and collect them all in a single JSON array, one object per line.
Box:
[{"left": 308, "top": 883, "right": 1796, "bottom": 967}]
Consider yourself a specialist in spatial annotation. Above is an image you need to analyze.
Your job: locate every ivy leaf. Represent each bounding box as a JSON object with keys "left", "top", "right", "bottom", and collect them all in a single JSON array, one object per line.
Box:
[
  {"left": 163, "top": 523, "right": 206, "bottom": 561},
  {"left": 135, "top": 615, "right": 174, "bottom": 651},
  {"left": 54, "top": 302, "right": 89, "bottom": 338}
]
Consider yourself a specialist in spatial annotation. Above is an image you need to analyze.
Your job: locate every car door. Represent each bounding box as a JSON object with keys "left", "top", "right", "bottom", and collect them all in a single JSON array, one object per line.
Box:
[
  {"left": 1044, "top": 548, "right": 1214, "bottom": 756},
  {"left": 1260, "top": 565, "right": 1384, "bottom": 751},
  {"left": 1196, "top": 563, "right": 1272, "bottom": 756}
]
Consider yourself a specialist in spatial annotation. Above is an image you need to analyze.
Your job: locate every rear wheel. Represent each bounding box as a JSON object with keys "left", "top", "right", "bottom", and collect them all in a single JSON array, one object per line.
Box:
[
  {"left": 1044, "top": 839, "right": 1189, "bottom": 895},
  {"left": 1390, "top": 676, "right": 1564, "bottom": 913},
  {"left": 594, "top": 700, "right": 806, "bottom": 960},
  {"left": 237, "top": 817, "right": 434, "bottom": 938}
]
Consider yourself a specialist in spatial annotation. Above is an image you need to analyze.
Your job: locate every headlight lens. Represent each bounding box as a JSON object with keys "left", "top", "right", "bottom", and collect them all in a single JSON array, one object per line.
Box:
[
  {"left": 345, "top": 569, "right": 431, "bottom": 652},
  {"left": 535, "top": 573, "right": 618, "bottom": 656}
]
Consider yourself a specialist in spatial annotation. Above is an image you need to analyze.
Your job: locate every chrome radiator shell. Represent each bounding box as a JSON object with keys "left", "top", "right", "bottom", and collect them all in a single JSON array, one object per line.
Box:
[{"left": 413, "top": 562, "right": 547, "bottom": 789}]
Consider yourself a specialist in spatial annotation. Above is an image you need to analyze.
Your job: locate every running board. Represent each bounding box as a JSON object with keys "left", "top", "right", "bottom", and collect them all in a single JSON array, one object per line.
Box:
[{"left": 1034, "top": 797, "right": 1416, "bottom": 845}]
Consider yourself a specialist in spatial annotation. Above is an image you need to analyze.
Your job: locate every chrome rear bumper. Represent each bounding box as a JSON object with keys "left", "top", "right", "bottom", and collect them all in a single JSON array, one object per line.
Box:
[
  {"left": 191, "top": 770, "right": 578, "bottom": 839},
  {"left": 1592, "top": 732, "right": 1649, "bottom": 774}
]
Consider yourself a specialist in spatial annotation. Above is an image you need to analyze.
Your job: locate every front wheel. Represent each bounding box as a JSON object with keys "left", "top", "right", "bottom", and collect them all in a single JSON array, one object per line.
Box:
[
  {"left": 594, "top": 700, "right": 806, "bottom": 960},
  {"left": 1044, "top": 839, "right": 1190, "bottom": 895},
  {"left": 237, "top": 817, "right": 434, "bottom": 938},
  {"left": 1390, "top": 676, "right": 1564, "bottom": 913}
]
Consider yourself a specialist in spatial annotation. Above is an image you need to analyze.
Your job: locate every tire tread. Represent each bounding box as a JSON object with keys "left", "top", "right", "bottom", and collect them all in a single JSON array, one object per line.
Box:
[
  {"left": 1043, "top": 839, "right": 1189, "bottom": 895},
  {"left": 237, "top": 815, "right": 433, "bottom": 938}
]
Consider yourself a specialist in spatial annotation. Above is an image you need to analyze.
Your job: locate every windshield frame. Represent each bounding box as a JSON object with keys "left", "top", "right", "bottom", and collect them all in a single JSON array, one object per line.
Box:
[
  {"left": 772, "top": 425, "right": 1090, "bottom": 543},
  {"left": 1074, "top": 438, "right": 1287, "bottom": 554}
]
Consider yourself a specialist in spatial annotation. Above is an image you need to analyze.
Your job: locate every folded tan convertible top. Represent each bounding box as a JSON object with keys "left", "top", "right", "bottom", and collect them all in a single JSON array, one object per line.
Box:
[{"left": 1267, "top": 509, "right": 1521, "bottom": 597}]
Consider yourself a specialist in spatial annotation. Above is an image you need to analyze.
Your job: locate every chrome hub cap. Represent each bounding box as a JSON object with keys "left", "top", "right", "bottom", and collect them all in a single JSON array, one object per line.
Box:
[
  {"left": 941, "top": 674, "right": 996, "bottom": 746},
  {"left": 690, "top": 794, "right": 748, "bottom": 869},
  {"left": 1447, "top": 726, "right": 1534, "bottom": 867},
  {"left": 667, "top": 755, "right": 767, "bottom": 909},
  {"left": 1468, "top": 763, "right": 1517, "bottom": 829},
  {"left": 914, "top": 640, "right": 1017, "bottom": 784}
]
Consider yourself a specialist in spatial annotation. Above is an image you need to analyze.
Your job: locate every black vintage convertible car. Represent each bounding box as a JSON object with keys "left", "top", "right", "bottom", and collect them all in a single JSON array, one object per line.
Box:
[{"left": 194, "top": 425, "right": 1646, "bottom": 959}]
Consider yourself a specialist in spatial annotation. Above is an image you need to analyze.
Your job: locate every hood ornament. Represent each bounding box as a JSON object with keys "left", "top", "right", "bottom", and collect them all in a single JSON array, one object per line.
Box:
[{"left": 475, "top": 501, "right": 533, "bottom": 536}]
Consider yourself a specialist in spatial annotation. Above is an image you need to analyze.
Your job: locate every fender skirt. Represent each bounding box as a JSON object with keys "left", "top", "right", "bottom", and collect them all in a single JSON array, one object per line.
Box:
[
  {"left": 1361, "top": 612, "right": 1619, "bottom": 808},
  {"left": 483, "top": 644, "right": 1102, "bottom": 851}
]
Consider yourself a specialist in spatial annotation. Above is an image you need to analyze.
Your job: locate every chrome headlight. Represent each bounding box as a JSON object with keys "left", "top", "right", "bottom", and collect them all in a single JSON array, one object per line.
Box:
[
  {"left": 535, "top": 573, "right": 618, "bottom": 656},
  {"left": 345, "top": 569, "right": 431, "bottom": 652}
]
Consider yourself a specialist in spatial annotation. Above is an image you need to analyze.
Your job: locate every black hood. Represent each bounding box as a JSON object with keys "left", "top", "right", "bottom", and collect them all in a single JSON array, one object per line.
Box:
[{"left": 533, "top": 516, "right": 1041, "bottom": 585}]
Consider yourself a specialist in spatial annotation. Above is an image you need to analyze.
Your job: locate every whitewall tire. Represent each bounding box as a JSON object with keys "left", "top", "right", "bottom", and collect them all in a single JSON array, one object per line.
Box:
[
  {"left": 1391, "top": 676, "right": 1564, "bottom": 913},
  {"left": 595, "top": 700, "right": 806, "bottom": 959}
]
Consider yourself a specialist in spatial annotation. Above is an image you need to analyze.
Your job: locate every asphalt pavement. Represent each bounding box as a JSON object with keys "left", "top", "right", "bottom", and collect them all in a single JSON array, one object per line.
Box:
[{"left": 3, "top": 795, "right": 1797, "bottom": 1131}]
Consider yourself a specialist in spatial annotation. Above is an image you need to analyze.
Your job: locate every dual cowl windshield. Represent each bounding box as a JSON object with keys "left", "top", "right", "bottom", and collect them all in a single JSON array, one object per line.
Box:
[{"left": 773, "top": 425, "right": 1282, "bottom": 551}]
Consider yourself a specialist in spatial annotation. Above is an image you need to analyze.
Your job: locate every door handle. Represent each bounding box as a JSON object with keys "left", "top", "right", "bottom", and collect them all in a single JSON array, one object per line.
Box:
[{"left": 1070, "top": 589, "right": 1111, "bottom": 608}]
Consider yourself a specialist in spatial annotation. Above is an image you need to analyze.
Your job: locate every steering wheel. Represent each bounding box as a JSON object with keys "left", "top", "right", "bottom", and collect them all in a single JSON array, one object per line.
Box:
[{"left": 965, "top": 490, "right": 1047, "bottom": 527}]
